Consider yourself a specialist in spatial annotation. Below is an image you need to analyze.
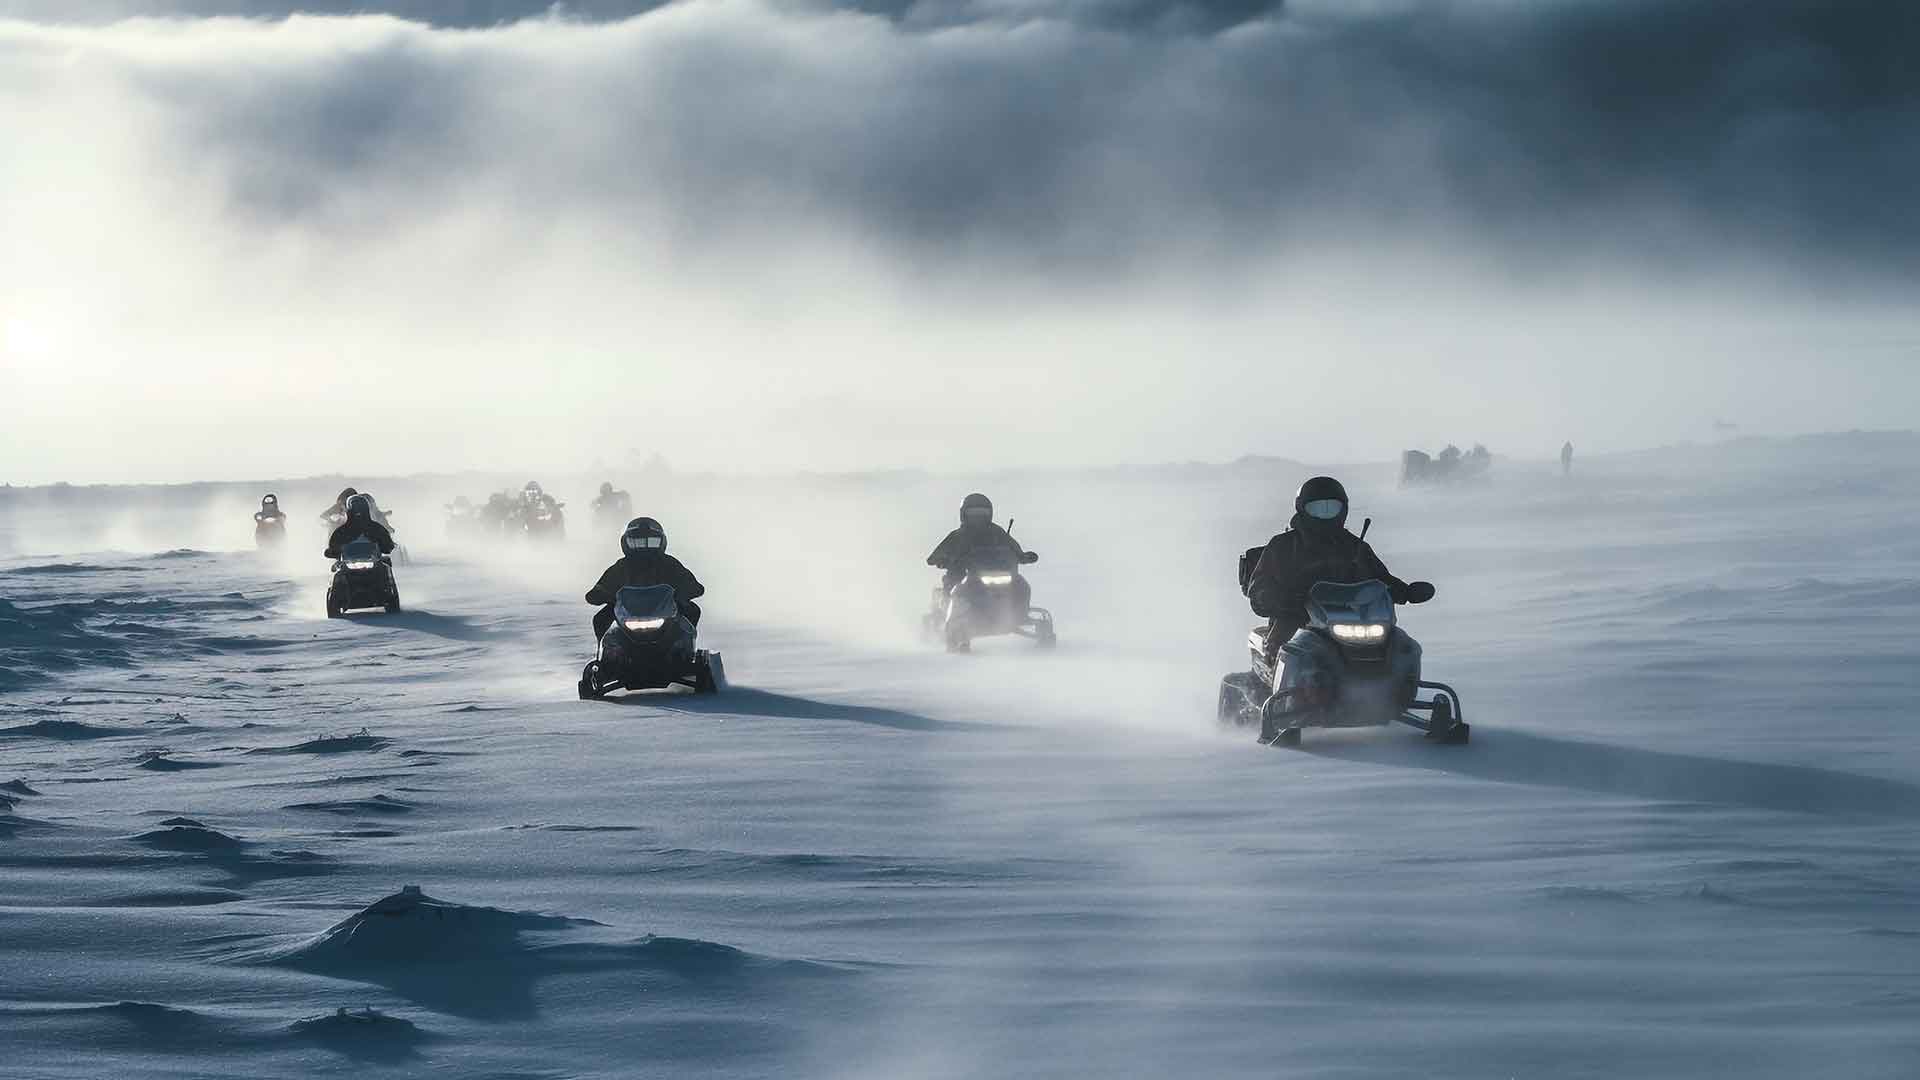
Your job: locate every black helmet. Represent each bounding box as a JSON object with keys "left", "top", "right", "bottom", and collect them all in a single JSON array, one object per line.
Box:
[
  {"left": 621, "top": 516, "right": 666, "bottom": 557},
  {"left": 1294, "top": 476, "right": 1349, "bottom": 531},
  {"left": 346, "top": 493, "right": 374, "bottom": 521},
  {"left": 599, "top": 481, "right": 613, "bottom": 496},
  {"left": 261, "top": 493, "right": 279, "bottom": 509},
  {"left": 337, "top": 486, "right": 358, "bottom": 505},
  {"left": 959, "top": 492, "right": 993, "bottom": 527}
]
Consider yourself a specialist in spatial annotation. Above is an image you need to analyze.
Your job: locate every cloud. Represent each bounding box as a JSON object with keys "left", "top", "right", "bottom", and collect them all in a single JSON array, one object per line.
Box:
[
  {"left": 0, "top": 1, "right": 1915, "bottom": 480},
  {"left": 3, "top": 0, "right": 1916, "bottom": 273}
]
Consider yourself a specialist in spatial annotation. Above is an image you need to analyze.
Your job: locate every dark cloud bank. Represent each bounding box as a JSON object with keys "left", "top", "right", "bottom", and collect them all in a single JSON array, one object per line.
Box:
[{"left": 3, "top": 0, "right": 1916, "bottom": 281}]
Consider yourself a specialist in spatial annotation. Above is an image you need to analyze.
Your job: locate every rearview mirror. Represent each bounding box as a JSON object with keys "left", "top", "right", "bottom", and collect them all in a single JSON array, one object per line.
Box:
[
  {"left": 1020, "top": 551, "right": 1039, "bottom": 565},
  {"left": 1405, "top": 581, "right": 1436, "bottom": 604}
]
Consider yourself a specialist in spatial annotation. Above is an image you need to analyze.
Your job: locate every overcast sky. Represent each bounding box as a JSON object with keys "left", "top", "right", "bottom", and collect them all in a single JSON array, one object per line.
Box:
[{"left": 1, "top": 1, "right": 1915, "bottom": 482}]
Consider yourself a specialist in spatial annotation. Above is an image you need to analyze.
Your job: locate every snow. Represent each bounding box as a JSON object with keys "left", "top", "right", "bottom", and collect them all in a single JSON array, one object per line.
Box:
[{"left": 3, "top": 438, "right": 1919, "bottom": 1077}]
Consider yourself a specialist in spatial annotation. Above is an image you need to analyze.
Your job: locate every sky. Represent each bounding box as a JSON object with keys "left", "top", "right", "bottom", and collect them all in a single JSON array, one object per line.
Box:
[{"left": 1, "top": 0, "right": 1916, "bottom": 483}]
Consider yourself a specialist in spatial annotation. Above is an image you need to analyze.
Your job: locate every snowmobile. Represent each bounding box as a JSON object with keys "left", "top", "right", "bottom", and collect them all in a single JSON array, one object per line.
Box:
[
  {"left": 592, "top": 489, "right": 634, "bottom": 535},
  {"left": 577, "top": 584, "right": 724, "bottom": 699},
  {"left": 357, "top": 495, "right": 410, "bottom": 566},
  {"left": 325, "top": 537, "right": 401, "bottom": 618},
  {"left": 521, "top": 501, "right": 566, "bottom": 543},
  {"left": 923, "top": 548, "right": 1056, "bottom": 652},
  {"left": 1217, "top": 577, "right": 1467, "bottom": 746},
  {"left": 254, "top": 514, "right": 287, "bottom": 548},
  {"left": 444, "top": 497, "right": 485, "bottom": 540}
]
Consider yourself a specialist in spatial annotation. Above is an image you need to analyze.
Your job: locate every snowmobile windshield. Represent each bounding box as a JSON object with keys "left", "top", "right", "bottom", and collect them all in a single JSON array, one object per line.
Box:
[
  {"left": 1305, "top": 580, "right": 1395, "bottom": 631},
  {"left": 962, "top": 546, "right": 1019, "bottom": 571},
  {"left": 614, "top": 585, "right": 678, "bottom": 622},
  {"left": 341, "top": 538, "right": 381, "bottom": 570}
]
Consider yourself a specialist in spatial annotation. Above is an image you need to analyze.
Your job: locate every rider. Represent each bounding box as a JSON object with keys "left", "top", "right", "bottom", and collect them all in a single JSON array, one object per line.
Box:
[
  {"left": 323, "top": 494, "right": 397, "bottom": 560},
  {"left": 1244, "top": 476, "right": 1413, "bottom": 662},
  {"left": 319, "top": 486, "right": 358, "bottom": 528},
  {"left": 255, "top": 493, "right": 286, "bottom": 524},
  {"left": 927, "top": 493, "right": 1035, "bottom": 607},
  {"left": 592, "top": 481, "right": 632, "bottom": 519},
  {"left": 585, "top": 517, "right": 706, "bottom": 639}
]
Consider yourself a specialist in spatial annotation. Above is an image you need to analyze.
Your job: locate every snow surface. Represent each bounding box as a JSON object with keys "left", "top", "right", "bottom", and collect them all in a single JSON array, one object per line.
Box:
[{"left": 3, "top": 438, "right": 1920, "bottom": 1078}]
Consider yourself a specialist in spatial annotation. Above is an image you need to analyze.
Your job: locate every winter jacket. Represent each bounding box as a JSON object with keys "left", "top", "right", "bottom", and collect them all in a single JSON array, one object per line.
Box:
[
  {"left": 1246, "top": 517, "right": 1408, "bottom": 632},
  {"left": 586, "top": 554, "right": 705, "bottom": 607},
  {"left": 927, "top": 524, "right": 1026, "bottom": 569},
  {"left": 325, "top": 520, "right": 396, "bottom": 558}
]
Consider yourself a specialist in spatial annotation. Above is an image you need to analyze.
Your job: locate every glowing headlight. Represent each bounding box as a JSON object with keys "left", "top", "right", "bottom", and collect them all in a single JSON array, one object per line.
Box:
[
  {"left": 1331, "top": 623, "right": 1388, "bottom": 641},
  {"left": 345, "top": 559, "right": 377, "bottom": 570},
  {"left": 977, "top": 573, "right": 1014, "bottom": 586},
  {"left": 622, "top": 617, "right": 667, "bottom": 632}
]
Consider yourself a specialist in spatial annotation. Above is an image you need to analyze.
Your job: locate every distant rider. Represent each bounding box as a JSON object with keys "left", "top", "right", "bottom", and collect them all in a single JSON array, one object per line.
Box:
[
  {"left": 585, "top": 517, "right": 706, "bottom": 639},
  {"left": 324, "top": 494, "right": 398, "bottom": 560},
  {"left": 927, "top": 493, "right": 1036, "bottom": 606},
  {"left": 255, "top": 493, "right": 286, "bottom": 524},
  {"left": 593, "top": 481, "right": 632, "bottom": 519},
  {"left": 1244, "top": 476, "right": 1413, "bottom": 661},
  {"left": 319, "top": 486, "right": 358, "bottom": 529}
]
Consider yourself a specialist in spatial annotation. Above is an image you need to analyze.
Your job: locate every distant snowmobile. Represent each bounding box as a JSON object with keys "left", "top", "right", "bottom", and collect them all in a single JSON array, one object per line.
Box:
[
  {"left": 1217, "top": 577, "right": 1467, "bottom": 746},
  {"left": 325, "top": 537, "right": 401, "bottom": 618},
  {"left": 1400, "top": 444, "right": 1492, "bottom": 487},
  {"left": 578, "top": 584, "right": 724, "bottom": 698},
  {"left": 592, "top": 483, "right": 634, "bottom": 535},
  {"left": 520, "top": 499, "right": 566, "bottom": 542},
  {"left": 923, "top": 547, "right": 1056, "bottom": 652},
  {"left": 356, "top": 494, "right": 410, "bottom": 566},
  {"left": 444, "top": 496, "right": 486, "bottom": 540},
  {"left": 253, "top": 494, "right": 287, "bottom": 548}
]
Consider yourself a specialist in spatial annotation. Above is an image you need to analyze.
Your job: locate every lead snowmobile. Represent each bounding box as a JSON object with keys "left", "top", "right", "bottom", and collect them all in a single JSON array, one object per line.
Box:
[
  {"left": 578, "top": 584, "right": 724, "bottom": 699},
  {"left": 325, "top": 537, "right": 401, "bottom": 618},
  {"left": 1217, "top": 576, "right": 1467, "bottom": 746}
]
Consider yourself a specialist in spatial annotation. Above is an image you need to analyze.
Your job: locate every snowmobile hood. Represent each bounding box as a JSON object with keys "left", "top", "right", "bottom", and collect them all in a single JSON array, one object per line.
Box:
[
  {"left": 614, "top": 585, "right": 679, "bottom": 623},
  {"left": 1305, "top": 579, "right": 1395, "bottom": 631}
]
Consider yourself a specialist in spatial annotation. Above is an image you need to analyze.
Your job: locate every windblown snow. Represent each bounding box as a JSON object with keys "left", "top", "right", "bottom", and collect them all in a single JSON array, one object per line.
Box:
[{"left": 3, "top": 435, "right": 1919, "bottom": 1078}]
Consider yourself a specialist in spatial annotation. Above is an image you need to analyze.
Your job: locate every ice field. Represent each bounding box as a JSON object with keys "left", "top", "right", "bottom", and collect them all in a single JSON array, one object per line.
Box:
[{"left": 3, "top": 435, "right": 1919, "bottom": 1078}]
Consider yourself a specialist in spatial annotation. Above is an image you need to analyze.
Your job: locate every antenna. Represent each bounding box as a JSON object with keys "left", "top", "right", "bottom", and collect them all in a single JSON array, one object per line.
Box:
[{"left": 1359, "top": 516, "right": 1372, "bottom": 541}]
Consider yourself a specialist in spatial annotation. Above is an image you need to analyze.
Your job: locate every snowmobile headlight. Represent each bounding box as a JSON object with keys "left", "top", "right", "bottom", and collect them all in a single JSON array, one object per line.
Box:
[
  {"left": 622, "top": 617, "right": 667, "bottom": 632},
  {"left": 345, "top": 558, "right": 377, "bottom": 570},
  {"left": 977, "top": 572, "right": 1014, "bottom": 586},
  {"left": 1331, "top": 623, "right": 1388, "bottom": 641}
]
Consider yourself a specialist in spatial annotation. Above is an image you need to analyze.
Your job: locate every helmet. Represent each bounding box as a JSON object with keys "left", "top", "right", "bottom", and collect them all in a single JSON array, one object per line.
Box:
[
  {"left": 959, "top": 492, "right": 993, "bottom": 527},
  {"left": 621, "top": 516, "right": 667, "bottom": 557},
  {"left": 261, "top": 493, "right": 279, "bottom": 509},
  {"left": 337, "top": 486, "right": 358, "bottom": 505},
  {"left": 346, "top": 493, "right": 374, "bottom": 521},
  {"left": 525, "top": 481, "right": 542, "bottom": 492},
  {"left": 1294, "top": 476, "right": 1349, "bottom": 531},
  {"left": 599, "top": 481, "right": 613, "bottom": 496}
]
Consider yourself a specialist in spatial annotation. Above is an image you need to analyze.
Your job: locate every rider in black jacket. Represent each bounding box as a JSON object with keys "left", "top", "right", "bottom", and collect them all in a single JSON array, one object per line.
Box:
[
  {"left": 1244, "top": 476, "right": 1411, "bottom": 660},
  {"left": 585, "top": 517, "right": 706, "bottom": 639},
  {"left": 324, "top": 495, "right": 397, "bottom": 559}
]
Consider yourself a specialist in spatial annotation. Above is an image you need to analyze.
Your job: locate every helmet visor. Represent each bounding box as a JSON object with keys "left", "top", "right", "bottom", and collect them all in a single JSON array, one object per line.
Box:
[
  {"left": 624, "top": 534, "right": 665, "bottom": 551},
  {"left": 1302, "top": 498, "right": 1346, "bottom": 521},
  {"left": 961, "top": 506, "right": 992, "bottom": 525}
]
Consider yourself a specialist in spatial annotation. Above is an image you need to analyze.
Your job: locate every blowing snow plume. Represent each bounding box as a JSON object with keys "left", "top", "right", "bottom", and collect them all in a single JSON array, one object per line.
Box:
[{"left": 1, "top": 0, "right": 1917, "bottom": 481}]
